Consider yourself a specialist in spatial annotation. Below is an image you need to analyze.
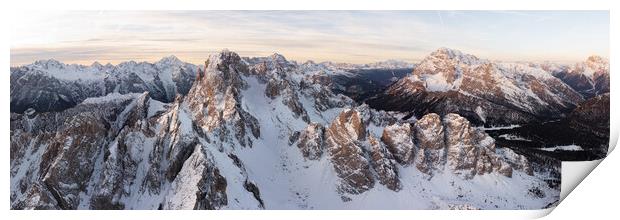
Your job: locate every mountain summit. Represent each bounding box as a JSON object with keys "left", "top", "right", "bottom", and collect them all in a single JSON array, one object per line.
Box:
[{"left": 367, "top": 48, "right": 584, "bottom": 125}]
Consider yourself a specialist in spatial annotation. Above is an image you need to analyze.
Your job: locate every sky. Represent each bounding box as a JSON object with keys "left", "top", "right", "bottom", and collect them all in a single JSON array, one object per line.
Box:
[{"left": 10, "top": 11, "right": 609, "bottom": 66}]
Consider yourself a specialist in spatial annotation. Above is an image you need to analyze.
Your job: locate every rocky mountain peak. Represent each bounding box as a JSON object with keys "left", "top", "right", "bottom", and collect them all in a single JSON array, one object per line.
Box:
[
  {"left": 156, "top": 55, "right": 183, "bottom": 66},
  {"left": 381, "top": 123, "right": 415, "bottom": 165},
  {"left": 369, "top": 48, "right": 584, "bottom": 125},
  {"left": 205, "top": 50, "right": 247, "bottom": 72},
  {"left": 585, "top": 55, "right": 609, "bottom": 72},
  {"left": 90, "top": 61, "right": 104, "bottom": 69},
  {"left": 426, "top": 47, "right": 484, "bottom": 66},
  {"left": 186, "top": 51, "right": 259, "bottom": 147},
  {"left": 406, "top": 48, "right": 484, "bottom": 92},
  {"left": 269, "top": 52, "right": 288, "bottom": 63},
  {"left": 335, "top": 109, "right": 366, "bottom": 141},
  {"left": 413, "top": 113, "right": 446, "bottom": 174},
  {"left": 325, "top": 109, "right": 374, "bottom": 195},
  {"left": 195, "top": 50, "right": 248, "bottom": 90},
  {"left": 302, "top": 60, "right": 317, "bottom": 66},
  {"left": 245, "top": 52, "right": 295, "bottom": 75},
  {"left": 32, "top": 59, "right": 65, "bottom": 69}
]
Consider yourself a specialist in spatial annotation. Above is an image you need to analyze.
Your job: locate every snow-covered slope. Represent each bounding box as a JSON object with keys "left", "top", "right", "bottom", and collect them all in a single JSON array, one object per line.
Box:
[{"left": 11, "top": 50, "right": 558, "bottom": 210}]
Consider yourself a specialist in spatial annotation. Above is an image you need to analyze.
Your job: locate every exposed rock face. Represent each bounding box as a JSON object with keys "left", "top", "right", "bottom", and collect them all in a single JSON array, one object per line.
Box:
[
  {"left": 368, "top": 135, "right": 401, "bottom": 191},
  {"left": 497, "top": 148, "right": 532, "bottom": 176},
  {"left": 325, "top": 109, "right": 374, "bottom": 195},
  {"left": 10, "top": 93, "right": 144, "bottom": 209},
  {"left": 89, "top": 93, "right": 157, "bottom": 210},
  {"left": 443, "top": 113, "right": 513, "bottom": 179},
  {"left": 162, "top": 145, "right": 227, "bottom": 210},
  {"left": 10, "top": 182, "right": 60, "bottom": 210},
  {"left": 444, "top": 113, "right": 483, "bottom": 178},
  {"left": 187, "top": 51, "right": 260, "bottom": 147},
  {"left": 361, "top": 112, "right": 523, "bottom": 179},
  {"left": 249, "top": 54, "right": 310, "bottom": 122},
  {"left": 355, "top": 104, "right": 400, "bottom": 128},
  {"left": 413, "top": 113, "right": 446, "bottom": 174},
  {"left": 332, "top": 109, "right": 367, "bottom": 141},
  {"left": 381, "top": 123, "right": 415, "bottom": 165},
  {"left": 298, "top": 74, "right": 356, "bottom": 112},
  {"left": 296, "top": 123, "right": 326, "bottom": 160},
  {"left": 319, "top": 108, "right": 531, "bottom": 196}
]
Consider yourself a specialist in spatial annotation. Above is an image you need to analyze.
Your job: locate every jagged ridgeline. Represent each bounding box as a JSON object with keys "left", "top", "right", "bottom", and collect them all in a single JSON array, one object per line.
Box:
[{"left": 12, "top": 50, "right": 561, "bottom": 210}]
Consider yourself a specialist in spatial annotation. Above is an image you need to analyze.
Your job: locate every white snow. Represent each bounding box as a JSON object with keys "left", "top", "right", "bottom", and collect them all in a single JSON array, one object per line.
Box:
[
  {"left": 497, "top": 63, "right": 555, "bottom": 80},
  {"left": 147, "top": 99, "right": 167, "bottom": 118},
  {"left": 474, "top": 106, "right": 486, "bottom": 123},
  {"left": 498, "top": 134, "right": 532, "bottom": 142},
  {"left": 82, "top": 92, "right": 140, "bottom": 104},
  {"left": 419, "top": 73, "right": 460, "bottom": 92},
  {"left": 539, "top": 144, "right": 584, "bottom": 152},
  {"left": 479, "top": 124, "right": 522, "bottom": 131}
]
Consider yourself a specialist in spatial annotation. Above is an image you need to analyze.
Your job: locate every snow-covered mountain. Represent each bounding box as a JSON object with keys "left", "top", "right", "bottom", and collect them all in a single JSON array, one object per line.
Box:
[
  {"left": 10, "top": 56, "right": 198, "bottom": 113},
  {"left": 367, "top": 48, "right": 585, "bottom": 125},
  {"left": 10, "top": 50, "right": 558, "bottom": 210}
]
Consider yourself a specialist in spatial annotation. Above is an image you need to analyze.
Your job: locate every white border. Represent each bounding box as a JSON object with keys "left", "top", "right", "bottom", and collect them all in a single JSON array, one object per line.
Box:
[{"left": 2, "top": 0, "right": 617, "bottom": 219}]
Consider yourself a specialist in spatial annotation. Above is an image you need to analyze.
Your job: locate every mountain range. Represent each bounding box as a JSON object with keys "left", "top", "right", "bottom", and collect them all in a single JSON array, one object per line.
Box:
[{"left": 10, "top": 48, "right": 609, "bottom": 210}]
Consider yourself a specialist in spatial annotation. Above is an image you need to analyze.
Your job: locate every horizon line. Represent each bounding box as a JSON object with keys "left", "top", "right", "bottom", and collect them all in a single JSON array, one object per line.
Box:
[{"left": 9, "top": 49, "right": 606, "bottom": 67}]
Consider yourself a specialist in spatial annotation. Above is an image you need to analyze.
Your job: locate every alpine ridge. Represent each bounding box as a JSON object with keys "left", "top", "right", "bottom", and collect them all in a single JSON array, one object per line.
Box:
[{"left": 10, "top": 56, "right": 198, "bottom": 113}]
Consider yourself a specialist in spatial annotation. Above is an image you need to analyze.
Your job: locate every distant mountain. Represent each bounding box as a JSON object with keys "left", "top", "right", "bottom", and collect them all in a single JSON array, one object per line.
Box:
[
  {"left": 10, "top": 56, "right": 198, "bottom": 113},
  {"left": 367, "top": 48, "right": 585, "bottom": 126},
  {"left": 319, "top": 59, "right": 415, "bottom": 70},
  {"left": 10, "top": 50, "right": 558, "bottom": 210},
  {"left": 297, "top": 61, "right": 413, "bottom": 103},
  {"left": 10, "top": 57, "right": 414, "bottom": 114}
]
